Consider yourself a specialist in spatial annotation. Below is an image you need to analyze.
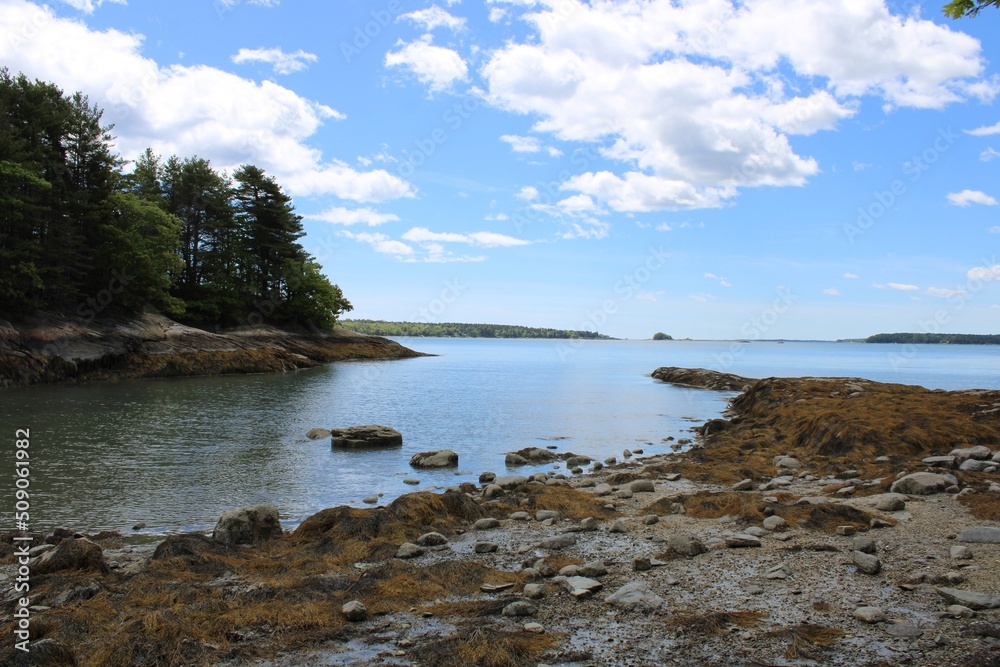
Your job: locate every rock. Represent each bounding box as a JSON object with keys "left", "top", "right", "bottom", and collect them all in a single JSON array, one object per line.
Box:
[
  {"left": 539, "top": 534, "right": 577, "bottom": 550},
  {"left": 395, "top": 543, "right": 424, "bottom": 559},
  {"left": 667, "top": 533, "right": 708, "bottom": 557},
  {"left": 725, "top": 534, "right": 761, "bottom": 548},
  {"left": 616, "top": 488, "right": 634, "bottom": 499},
  {"left": 342, "top": 600, "right": 368, "bottom": 622},
  {"left": 536, "top": 510, "right": 560, "bottom": 521},
  {"left": 935, "top": 587, "right": 1000, "bottom": 610},
  {"left": 362, "top": 496, "right": 378, "bottom": 504},
  {"left": 609, "top": 519, "right": 628, "bottom": 534},
  {"left": 475, "top": 518, "right": 500, "bottom": 530},
  {"left": 884, "top": 623, "right": 923, "bottom": 638},
  {"left": 523, "top": 622, "right": 545, "bottom": 633},
  {"left": 957, "top": 526, "right": 1000, "bottom": 543},
  {"left": 921, "top": 456, "right": 956, "bottom": 468},
  {"left": 890, "top": 472, "right": 957, "bottom": 495},
  {"left": 853, "top": 536, "right": 877, "bottom": 555},
  {"left": 579, "top": 560, "right": 608, "bottom": 577},
  {"left": 950, "top": 445, "right": 992, "bottom": 462},
  {"left": 946, "top": 604, "right": 975, "bottom": 618},
  {"left": 559, "top": 576, "right": 603, "bottom": 598},
  {"left": 762, "top": 516, "right": 787, "bottom": 532},
  {"left": 852, "top": 551, "right": 881, "bottom": 575},
  {"left": 510, "top": 511, "right": 531, "bottom": 521},
  {"left": 521, "top": 567, "right": 541, "bottom": 581},
  {"left": 306, "top": 427, "right": 331, "bottom": 440},
  {"left": 622, "top": 449, "right": 633, "bottom": 459},
  {"left": 605, "top": 456, "right": 617, "bottom": 465},
  {"left": 664, "top": 473, "right": 681, "bottom": 481},
  {"left": 632, "top": 556, "right": 652, "bottom": 572},
  {"left": 732, "top": 479, "right": 754, "bottom": 491},
  {"left": 641, "top": 515, "right": 659, "bottom": 526},
  {"left": 594, "top": 483, "right": 613, "bottom": 496},
  {"left": 473, "top": 541, "right": 498, "bottom": 554},
  {"left": 701, "top": 419, "right": 732, "bottom": 436},
  {"left": 29, "top": 538, "right": 109, "bottom": 575},
  {"left": 523, "top": 583, "right": 546, "bottom": 599},
  {"left": 505, "top": 453, "right": 528, "bottom": 466},
  {"left": 479, "top": 471, "right": 496, "bottom": 484},
  {"left": 495, "top": 475, "right": 528, "bottom": 489},
  {"left": 502, "top": 601, "right": 537, "bottom": 618},
  {"left": 835, "top": 526, "right": 856, "bottom": 537},
  {"left": 330, "top": 424, "right": 402, "bottom": 449},
  {"left": 870, "top": 518, "right": 893, "bottom": 529},
  {"left": 212, "top": 504, "right": 282, "bottom": 546},
  {"left": 951, "top": 545, "right": 974, "bottom": 560},
  {"left": 853, "top": 606, "right": 886, "bottom": 624},
  {"left": 606, "top": 581, "right": 665, "bottom": 613},
  {"left": 403, "top": 478, "right": 421, "bottom": 485},
  {"left": 960, "top": 459, "right": 994, "bottom": 472},
  {"left": 410, "top": 449, "right": 458, "bottom": 468},
  {"left": 482, "top": 484, "right": 504, "bottom": 500},
  {"left": 628, "top": 479, "right": 655, "bottom": 493},
  {"left": 417, "top": 532, "right": 448, "bottom": 547},
  {"left": 132, "top": 522, "right": 146, "bottom": 530},
  {"left": 875, "top": 495, "right": 906, "bottom": 512},
  {"left": 559, "top": 564, "right": 581, "bottom": 577},
  {"left": 774, "top": 456, "right": 802, "bottom": 469},
  {"left": 745, "top": 527, "right": 768, "bottom": 538}
]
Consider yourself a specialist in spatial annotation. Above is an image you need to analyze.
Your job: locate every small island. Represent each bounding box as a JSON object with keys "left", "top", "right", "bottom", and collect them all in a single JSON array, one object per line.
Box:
[
  {"left": 342, "top": 320, "right": 614, "bottom": 340},
  {"left": 652, "top": 332, "right": 673, "bottom": 340},
  {"left": 865, "top": 333, "right": 1000, "bottom": 345}
]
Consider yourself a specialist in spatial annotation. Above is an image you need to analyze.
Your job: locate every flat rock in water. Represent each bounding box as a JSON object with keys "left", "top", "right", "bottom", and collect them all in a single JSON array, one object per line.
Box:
[
  {"left": 957, "top": 526, "right": 1000, "bottom": 544},
  {"left": 410, "top": 449, "right": 459, "bottom": 468},
  {"left": 605, "top": 581, "right": 664, "bottom": 613},
  {"left": 306, "top": 428, "right": 331, "bottom": 440},
  {"left": 889, "top": 472, "right": 957, "bottom": 495},
  {"left": 935, "top": 587, "right": 1000, "bottom": 610},
  {"left": 330, "top": 425, "right": 402, "bottom": 449}
]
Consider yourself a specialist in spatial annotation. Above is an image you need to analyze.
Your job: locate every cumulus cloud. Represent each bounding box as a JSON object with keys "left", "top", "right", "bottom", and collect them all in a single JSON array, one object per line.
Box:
[
  {"left": 231, "top": 47, "right": 318, "bottom": 75},
  {"left": 307, "top": 207, "right": 400, "bottom": 226},
  {"left": 947, "top": 189, "right": 997, "bottom": 207},
  {"left": 968, "top": 265, "right": 1000, "bottom": 281},
  {"left": 966, "top": 121, "right": 1000, "bottom": 136},
  {"left": 0, "top": 0, "right": 413, "bottom": 203},
  {"left": 482, "top": 0, "right": 992, "bottom": 212},
  {"left": 980, "top": 148, "right": 1000, "bottom": 162},
  {"left": 823, "top": 288, "right": 841, "bottom": 296},
  {"left": 926, "top": 287, "right": 966, "bottom": 298},
  {"left": 385, "top": 35, "right": 468, "bottom": 92},
  {"left": 704, "top": 272, "right": 732, "bottom": 287},
  {"left": 339, "top": 231, "right": 413, "bottom": 257},
  {"left": 400, "top": 6, "right": 466, "bottom": 32},
  {"left": 844, "top": 272, "right": 859, "bottom": 279},
  {"left": 402, "top": 226, "right": 530, "bottom": 247},
  {"left": 888, "top": 282, "right": 919, "bottom": 291},
  {"left": 500, "top": 134, "right": 541, "bottom": 152},
  {"left": 57, "top": 0, "right": 124, "bottom": 12}
]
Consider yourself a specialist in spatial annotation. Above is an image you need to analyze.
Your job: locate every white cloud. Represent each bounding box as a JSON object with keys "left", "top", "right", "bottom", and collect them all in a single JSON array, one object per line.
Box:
[
  {"left": 516, "top": 185, "right": 539, "bottom": 201},
  {"left": 400, "top": 6, "right": 466, "bottom": 32},
  {"left": 485, "top": 213, "right": 509, "bottom": 221},
  {"left": 968, "top": 265, "right": 1000, "bottom": 281},
  {"left": 545, "top": 146, "right": 563, "bottom": 157},
  {"left": 231, "top": 47, "right": 318, "bottom": 75},
  {"left": 402, "top": 226, "right": 530, "bottom": 248},
  {"left": 308, "top": 207, "right": 400, "bottom": 226},
  {"left": 843, "top": 272, "right": 859, "bottom": 279},
  {"left": 704, "top": 272, "right": 731, "bottom": 287},
  {"left": 655, "top": 223, "right": 672, "bottom": 232},
  {"left": 57, "top": 0, "right": 124, "bottom": 12},
  {"left": 926, "top": 287, "right": 966, "bottom": 298},
  {"left": 689, "top": 293, "right": 717, "bottom": 303},
  {"left": 0, "top": 0, "right": 413, "bottom": 204},
  {"left": 339, "top": 231, "right": 413, "bottom": 257},
  {"left": 991, "top": 226, "right": 1000, "bottom": 234},
  {"left": 218, "top": 0, "right": 280, "bottom": 6},
  {"left": 947, "top": 189, "right": 997, "bottom": 207},
  {"left": 635, "top": 290, "right": 657, "bottom": 302},
  {"left": 966, "top": 121, "right": 1000, "bottom": 136},
  {"left": 488, "top": 7, "right": 508, "bottom": 22},
  {"left": 385, "top": 35, "right": 468, "bottom": 93},
  {"left": 482, "top": 0, "right": 992, "bottom": 212},
  {"left": 852, "top": 162, "right": 872, "bottom": 172},
  {"left": 888, "top": 282, "right": 919, "bottom": 291},
  {"left": 980, "top": 148, "right": 1000, "bottom": 162},
  {"left": 500, "top": 134, "right": 541, "bottom": 152},
  {"left": 823, "top": 288, "right": 841, "bottom": 296}
]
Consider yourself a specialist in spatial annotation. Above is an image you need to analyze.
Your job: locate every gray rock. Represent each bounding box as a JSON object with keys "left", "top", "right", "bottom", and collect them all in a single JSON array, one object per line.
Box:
[
  {"left": 890, "top": 472, "right": 958, "bottom": 495},
  {"left": 29, "top": 538, "right": 108, "bottom": 576},
  {"left": 641, "top": 515, "right": 659, "bottom": 526},
  {"left": 950, "top": 445, "right": 992, "bottom": 462},
  {"left": 725, "top": 534, "right": 761, "bottom": 548},
  {"left": 884, "top": 623, "right": 923, "bottom": 638},
  {"left": 474, "top": 542, "right": 498, "bottom": 553},
  {"left": 505, "top": 453, "right": 528, "bottom": 466},
  {"left": 213, "top": 505, "right": 282, "bottom": 546},
  {"left": 502, "top": 601, "right": 537, "bottom": 617},
  {"left": 836, "top": 525, "right": 856, "bottom": 536},
  {"left": 403, "top": 478, "right": 420, "bottom": 485},
  {"left": 632, "top": 556, "right": 652, "bottom": 572},
  {"left": 416, "top": 532, "right": 448, "bottom": 547},
  {"left": 579, "top": 560, "right": 608, "bottom": 577},
  {"left": 853, "top": 606, "right": 886, "bottom": 624},
  {"left": 951, "top": 545, "right": 974, "bottom": 560},
  {"left": 957, "top": 526, "right": 1000, "bottom": 544},
  {"left": 579, "top": 517, "right": 598, "bottom": 532},
  {"left": 732, "top": 479, "right": 754, "bottom": 491},
  {"left": 875, "top": 494, "right": 907, "bottom": 512},
  {"left": 306, "top": 428, "right": 331, "bottom": 440},
  {"left": 558, "top": 564, "right": 581, "bottom": 577},
  {"left": 616, "top": 488, "right": 634, "bottom": 499},
  {"left": 532, "top": 559, "right": 556, "bottom": 577},
  {"left": 521, "top": 567, "right": 541, "bottom": 581},
  {"left": 362, "top": 495, "right": 378, "bottom": 504},
  {"left": 509, "top": 511, "right": 531, "bottom": 521},
  {"left": 921, "top": 456, "right": 956, "bottom": 468},
  {"left": 479, "top": 471, "right": 496, "bottom": 484},
  {"left": 331, "top": 424, "right": 402, "bottom": 449},
  {"left": 523, "top": 622, "right": 545, "bottom": 633},
  {"left": 774, "top": 456, "right": 802, "bottom": 469},
  {"left": 536, "top": 510, "right": 560, "bottom": 521},
  {"left": 482, "top": 484, "right": 504, "bottom": 500},
  {"left": 853, "top": 536, "right": 877, "bottom": 554},
  {"left": 609, "top": 519, "right": 628, "bottom": 534},
  {"left": 605, "top": 581, "right": 664, "bottom": 613},
  {"left": 628, "top": 479, "right": 655, "bottom": 493},
  {"left": 935, "top": 587, "right": 1000, "bottom": 610},
  {"left": 410, "top": 449, "right": 459, "bottom": 468},
  {"left": 475, "top": 518, "right": 500, "bottom": 530},
  {"left": 523, "top": 583, "right": 546, "bottom": 599},
  {"left": 342, "top": 600, "right": 368, "bottom": 622},
  {"left": 395, "top": 542, "right": 424, "bottom": 559},
  {"left": 667, "top": 533, "right": 707, "bottom": 557},
  {"left": 594, "top": 483, "right": 613, "bottom": 496},
  {"left": 852, "top": 551, "right": 881, "bottom": 575},
  {"left": 762, "top": 515, "right": 787, "bottom": 532},
  {"left": 495, "top": 475, "right": 528, "bottom": 489},
  {"left": 745, "top": 527, "right": 768, "bottom": 538},
  {"left": 960, "top": 459, "right": 994, "bottom": 472},
  {"left": 538, "top": 534, "right": 577, "bottom": 550},
  {"left": 559, "top": 576, "right": 603, "bottom": 598},
  {"left": 945, "top": 604, "right": 975, "bottom": 618}
]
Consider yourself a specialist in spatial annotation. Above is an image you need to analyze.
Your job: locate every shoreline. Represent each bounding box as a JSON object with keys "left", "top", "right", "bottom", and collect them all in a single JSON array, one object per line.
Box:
[
  {"left": 0, "top": 312, "right": 425, "bottom": 388},
  {"left": 2, "top": 369, "right": 999, "bottom": 666}
]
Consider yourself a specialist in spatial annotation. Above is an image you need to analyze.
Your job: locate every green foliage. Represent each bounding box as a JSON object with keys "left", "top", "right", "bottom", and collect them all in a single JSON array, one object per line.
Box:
[
  {"left": 342, "top": 320, "right": 613, "bottom": 339},
  {"left": 866, "top": 332, "right": 1000, "bottom": 345},
  {"left": 943, "top": 0, "right": 999, "bottom": 18},
  {"left": 652, "top": 332, "right": 673, "bottom": 340}
]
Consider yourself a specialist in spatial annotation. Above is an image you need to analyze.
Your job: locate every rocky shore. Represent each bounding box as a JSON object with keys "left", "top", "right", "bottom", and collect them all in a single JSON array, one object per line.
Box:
[
  {"left": 2, "top": 369, "right": 999, "bottom": 666},
  {"left": 0, "top": 312, "right": 423, "bottom": 387}
]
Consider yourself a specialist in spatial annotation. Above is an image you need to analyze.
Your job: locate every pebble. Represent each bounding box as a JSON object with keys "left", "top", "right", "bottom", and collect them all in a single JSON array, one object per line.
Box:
[
  {"left": 538, "top": 534, "right": 577, "bottom": 550},
  {"left": 523, "top": 622, "right": 545, "bottom": 634},
  {"left": 523, "top": 583, "right": 546, "bottom": 599},
  {"left": 579, "top": 560, "right": 608, "bottom": 577},
  {"left": 474, "top": 518, "right": 500, "bottom": 530},
  {"left": 395, "top": 543, "right": 424, "bottom": 559},
  {"left": 732, "top": 479, "right": 754, "bottom": 491},
  {"left": 853, "top": 606, "right": 885, "bottom": 624},
  {"left": 474, "top": 542, "right": 498, "bottom": 553},
  {"left": 725, "top": 534, "right": 762, "bottom": 548},
  {"left": 536, "top": 510, "right": 560, "bottom": 521},
  {"left": 853, "top": 536, "right": 877, "bottom": 554},
  {"left": 668, "top": 533, "right": 708, "bottom": 557},
  {"left": 362, "top": 496, "right": 378, "bottom": 504},
  {"left": 501, "top": 601, "right": 537, "bottom": 617},
  {"left": 641, "top": 515, "right": 659, "bottom": 526},
  {"left": 594, "top": 484, "right": 613, "bottom": 496},
  {"left": 628, "top": 480, "right": 655, "bottom": 493},
  {"left": 616, "top": 488, "right": 634, "bottom": 499},
  {"left": 509, "top": 511, "right": 531, "bottom": 521},
  {"left": 836, "top": 525, "right": 856, "bottom": 536},
  {"left": 416, "top": 532, "right": 448, "bottom": 547},
  {"left": 945, "top": 604, "right": 975, "bottom": 618},
  {"left": 403, "top": 478, "right": 420, "bottom": 485},
  {"left": 632, "top": 556, "right": 652, "bottom": 572},
  {"left": 950, "top": 545, "right": 973, "bottom": 560},
  {"left": 762, "top": 515, "right": 787, "bottom": 532}
]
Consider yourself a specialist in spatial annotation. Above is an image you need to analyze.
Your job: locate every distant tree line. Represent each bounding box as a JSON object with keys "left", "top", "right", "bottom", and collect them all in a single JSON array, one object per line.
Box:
[
  {"left": 343, "top": 320, "right": 613, "bottom": 339},
  {"left": 866, "top": 333, "right": 1000, "bottom": 345},
  {"left": 0, "top": 70, "right": 351, "bottom": 329}
]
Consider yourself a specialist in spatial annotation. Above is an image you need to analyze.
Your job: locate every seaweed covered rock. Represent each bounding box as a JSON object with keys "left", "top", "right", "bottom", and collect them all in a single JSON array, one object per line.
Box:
[
  {"left": 410, "top": 449, "right": 459, "bottom": 468},
  {"left": 29, "top": 537, "right": 109, "bottom": 575},
  {"left": 212, "top": 504, "right": 283, "bottom": 546},
  {"left": 331, "top": 424, "right": 402, "bottom": 449}
]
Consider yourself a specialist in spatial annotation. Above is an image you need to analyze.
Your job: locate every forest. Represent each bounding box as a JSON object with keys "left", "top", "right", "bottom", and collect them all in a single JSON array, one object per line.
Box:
[
  {"left": 866, "top": 333, "right": 1000, "bottom": 345},
  {"left": 342, "top": 320, "right": 613, "bottom": 339},
  {"left": 0, "top": 70, "right": 351, "bottom": 330}
]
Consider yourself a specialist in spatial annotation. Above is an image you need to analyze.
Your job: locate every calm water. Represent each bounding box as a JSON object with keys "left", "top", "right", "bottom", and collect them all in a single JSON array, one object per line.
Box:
[{"left": 1, "top": 339, "right": 998, "bottom": 535}]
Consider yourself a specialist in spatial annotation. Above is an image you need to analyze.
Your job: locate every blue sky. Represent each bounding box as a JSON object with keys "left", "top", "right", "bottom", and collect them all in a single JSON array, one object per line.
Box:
[{"left": 1, "top": 0, "right": 998, "bottom": 339}]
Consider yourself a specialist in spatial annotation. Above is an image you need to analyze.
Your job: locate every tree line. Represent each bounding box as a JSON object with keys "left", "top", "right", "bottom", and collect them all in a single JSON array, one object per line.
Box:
[
  {"left": 0, "top": 70, "right": 351, "bottom": 330},
  {"left": 343, "top": 320, "right": 613, "bottom": 339},
  {"left": 866, "top": 333, "right": 1000, "bottom": 345}
]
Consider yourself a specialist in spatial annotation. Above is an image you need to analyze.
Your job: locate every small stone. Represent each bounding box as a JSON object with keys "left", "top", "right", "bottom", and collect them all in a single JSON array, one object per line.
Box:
[
  {"left": 935, "top": 586, "right": 1000, "bottom": 610},
  {"left": 774, "top": 456, "right": 802, "bottom": 469},
  {"left": 641, "top": 515, "right": 659, "bottom": 526},
  {"left": 533, "top": 559, "right": 556, "bottom": 577},
  {"left": 616, "top": 488, "right": 634, "bottom": 499},
  {"left": 403, "top": 478, "right": 420, "bottom": 485},
  {"left": 395, "top": 543, "right": 424, "bottom": 559},
  {"left": 890, "top": 472, "right": 958, "bottom": 495},
  {"left": 605, "top": 581, "right": 664, "bottom": 613},
  {"left": 362, "top": 496, "right": 378, "bottom": 504},
  {"left": 523, "top": 583, "right": 545, "bottom": 599},
  {"left": 921, "top": 456, "right": 956, "bottom": 468},
  {"left": 509, "top": 511, "right": 531, "bottom": 521},
  {"left": 836, "top": 525, "right": 856, "bottom": 536},
  {"left": 579, "top": 560, "right": 607, "bottom": 577},
  {"left": 853, "top": 536, "right": 877, "bottom": 554},
  {"left": 762, "top": 516, "right": 787, "bottom": 532},
  {"left": 560, "top": 575, "right": 604, "bottom": 598},
  {"left": 667, "top": 533, "right": 707, "bottom": 557},
  {"left": 132, "top": 522, "right": 146, "bottom": 531},
  {"left": 853, "top": 606, "right": 886, "bottom": 624},
  {"left": 960, "top": 459, "right": 993, "bottom": 472},
  {"left": 502, "top": 601, "right": 537, "bottom": 618},
  {"left": 474, "top": 542, "right": 498, "bottom": 554},
  {"left": 605, "top": 457, "right": 617, "bottom": 465},
  {"left": 538, "top": 534, "right": 577, "bottom": 550},
  {"left": 725, "top": 534, "right": 761, "bottom": 548},
  {"left": 732, "top": 479, "right": 754, "bottom": 491},
  {"left": 632, "top": 556, "right": 652, "bottom": 572},
  {"left": 875, "top": 495, "right": 906, "bottom": 512},
  {"left": 664, "top": 473, "right": 682, "bottom": 481},
  {"left": 628, "top": 479, "right": 655, "bottom": 493},
  {"left": 521, "top": 567, "right": 541, "bottom": 581},
  {"left": 523, "top": 622, "right": 545, "bottom": 634},
  {"left": 416, "top": 532, "right": 448, "bottom": 547},
  {"left": 475, "top": 518, "right": 501, "bottom": 530},
  {"left": 342, "top": 600, "right": 368, "bottom": 622},
  {"left": 870, "top": 518, "right": 893, "bottom": 529},
  {"left": 558, "top": 564, "right": 581, "bottom": 577},
  {"left": 483, "top": 484, "right": 504, "bottom": 500},
  {"left": 579, "top": 517, "right": 598, "bottom": 532},
  {"left": 535, "top": 510, "right": 560, "bottom": 521},
  {"left": 884, "top": 623, "right": 923, "bottom": 638},
  {"left": 950, "top": 445, "right": 992, "bottom": 462},
  {"left": 479, "top": 471, "right": 496, "bottom": 484},
  {"left": 950, "top": 545, "right": 973, "bottom": 560},
  {"left": 852, "top": 551, "right": 881, "bottom": 575},
  {"left": 623, "top": 449, "right": 633, "bottom": 458},
  {"left": 609, "top": 519, "right": 628, "bottom": 534},
  {"left": 594, "top": 483, "right": 613, "bottom": 496}
]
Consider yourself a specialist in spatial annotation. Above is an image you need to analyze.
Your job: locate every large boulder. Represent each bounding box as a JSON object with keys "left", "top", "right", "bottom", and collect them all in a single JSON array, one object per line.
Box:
[
  {"left": 29, "top": 537, "right": 108, "bottom": 575},
  {"left": 410, "top": 450, "right": 459, "bottom": 468},
  {"left": 506, "top": 447, "right": 559, "bottom": 464},
  {"left": 957, "top": 527, "right": 1000, "bottom": 544},
  {"left": 949, "top": 445, "right": 992, "bottom": 462},
  {"left": 331, "top": 424, "right": 402, "bottom": 449},
  {"left": 212, "top": 504, "right": 283, "bottom": 546},
  {"left": 890, "top": 472, "right": 957, "bottom": 495}
]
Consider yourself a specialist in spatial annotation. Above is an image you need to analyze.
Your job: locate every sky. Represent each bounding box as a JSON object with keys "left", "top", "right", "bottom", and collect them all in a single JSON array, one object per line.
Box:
[{"left": 1, "top": 0, "right": 999, "bottom": 340}]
